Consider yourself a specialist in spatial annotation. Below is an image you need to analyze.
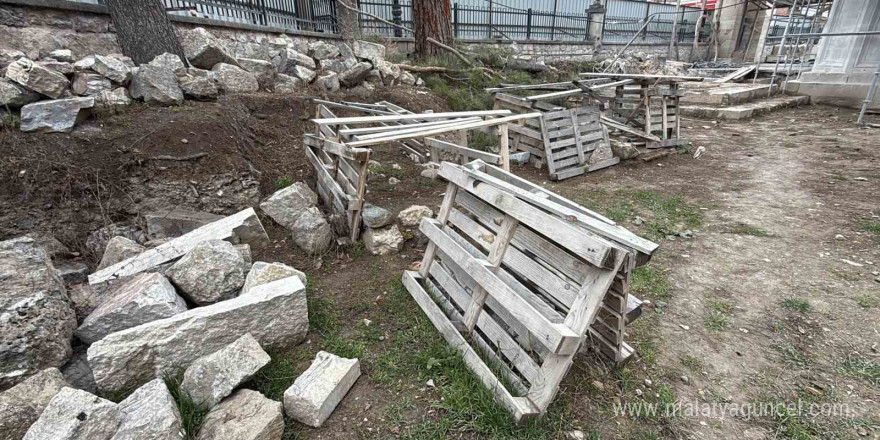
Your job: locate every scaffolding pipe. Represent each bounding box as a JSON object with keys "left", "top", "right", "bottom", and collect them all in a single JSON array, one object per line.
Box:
[
  {"left": 752, "top": 0, "right": 777, "bottom": 84},
  {"left": 766, "top": 0, "right": 800, "bottom": 97},
  {"left": 796, "top": 0, "right": 827, "bottom": 81},
  {"left": 782, "top": 1, "right": 809, "bottom": 93},
  {"left": 857, "top": 65, "right": 880, "bottom": 127}
]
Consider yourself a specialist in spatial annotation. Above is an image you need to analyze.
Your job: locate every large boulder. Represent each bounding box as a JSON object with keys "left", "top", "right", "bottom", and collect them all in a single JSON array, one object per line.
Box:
[
  {"left": 353, "top": 40, "right": 386, "bottom": 65},
  {"left": 129, "top": 64, "right": 184, "bottom": 106},
  {"left": 363, "top": 224, "right": 404, "bottom": 256},
  {"left": 376, "top": 60, "right": 401, "bottom": 86},
  {"left": 283, "top": 351, "right": 360, "bottom": 428},
  {"left": 71, "top": 72, "right": 112, "bottom": 96},
  {"left": 178, "top": 74, "right": 218, "bottom": 101},
  {"left": 274, "top": 47, "right": 316, "bottom": 73},
  {"left": 5, "top": 58, "right": 70, "bottom": 98},
  {"left": 308, "top": 41, "right": 340, "bottom": 61},
  {"left": 181, "top": 334, "right": 270, "bottom": 408},
  {"left": 37, "top": 60, "right": 74, "bottom": 76},
  {"left": 196, "top": 389, "right": 283, "bottom": 440},
  {"left": 22, "top": 387, "right": 119, "bottom": 440},
  {"left": 212, "top": 63, "right": 259, "bottom": 94},
  {"left": 291, "top": 65, "right": 316, "bottom": 84},
  {"left": 20, "top": 97, "right": 95, "bottom": 133},
  {"left": 165, "top": 239, "right": 248, "bottom": 306},
  {"left": 96, "top": 236, "right": 145, "bottom": 271},
  {"left": 112, "top": 379, "right": 182, "bottom": 440},
  {"left": 273, "top": 73, "right": 301, "bottom": 93},
  {"left": 93, "top": 55, "right": 132, "bottom": 84},
  {"left": 317, "top": 72, "right": 340, "bottom": 93},
  {"left": 338, "top": 62, "right": 372, "bottom": 88},
  {"left": 87, "top": 276, "right": 308, "bottom": 396},
  {"left": 0, "top": 237, "right": 77, "bottom": 389},
  {"left": 236, "top": 58, "right": 276, "bottom": 89},
  {"left": 95, "top": 88, "right": 133, "bottom": 109},
  {"left": 259, "top": 182, "right": 318, "bottom": 229},
  {"left": 147, "top": 53, "right": 186, "bottom": 76},
  {"left": 75, "top": 273, "right": 188, "bottom": 344},
  {"left": 318, "top": 59, "right": 348, "bottom": 74},
  {"left": 0, "top": 77, "right": 40, "bottom": 108},
  {"left": 242, "top": 261, "right": 307, "bottom": 294},
  {"left": 146, "top": 208, "right": 224, "bottom": 240},
  {"left": 291, "top": 207, "right": 333, "bottom": 254},
  {"left": 183, "top": 27, "right": 239, "bottom": 69},
  {"left": 0, "top": 368, "right": 68, "bottom": 440}
]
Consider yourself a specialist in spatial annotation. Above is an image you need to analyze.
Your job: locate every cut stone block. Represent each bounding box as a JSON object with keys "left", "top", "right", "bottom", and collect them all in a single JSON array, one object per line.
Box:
[
  {"left": 283, "top": 351, "right": 360, "bottom": 428},
  {"left": 145, "top": 208, "right": 224, "bottom": 240},
  {"left": 0, "top": 368, "right": 68, "bottom": 440},
  {"left": 196, "top": 389, "right": 283, "bottom": 440},
  {"left": 96, "top": 236, "right": 145, "bottom": 271},
  {"left": 165, "top": 239, "right": 248, "bottom": 306},
  {"left": 87, "top": 276, "right": 307, "bottom": 395},
  {"left": 112, "top": 378, "right": 181, "bottom": 440},
  {"left": 75, "top": 273, "right": 187, "bottom": 344},
  {"left": 20, "top": 97, "right": 95, "bottom": 133},
  {"left": 180, "top": 334, "right": 270, "bottom": 408},
  {"left": 22, "top": 387, "right": 119, "bottom": 440},
  {"left": 242, "top": 261, "right": 307, "bottom": 295},
  {"left": 363, "top": 224, "right": 404, "bottom": 256}
]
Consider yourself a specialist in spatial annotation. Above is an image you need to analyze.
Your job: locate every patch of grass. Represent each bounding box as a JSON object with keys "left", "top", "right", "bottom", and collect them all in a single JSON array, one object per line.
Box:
[
  {"left": 861, "top": 221, "right": 880, "bottom": 234},
  {"left": 307, "top": 295, "right": 337, "bottom": 334},
  {"left": 371, "top": 165, "right": 406, "bottom": 180},
  {"left": 724, "top": 223, "right": 770, "bottom": 237},
  {"left": 248, "top": 354, "right": 299, "bottom": 401},
  {"left": 837, "top": 357, "right": 880, "bottom": 386},
  {"left": 705, "top": 300, "right": 733, "bottom": 330},
  {"left": 469, "top": 130, "right": 496, "bottom": 152},
  {"left": 681, "top": 355, "right": 704, "bottom": 371},
  {"left": 771, "top": 407, "right": 822, "bottom": 440},
  {"left": 629, "top": 191, "right": 702, "bottom": 240},
  {"left": 832, "top": 174, "right": 847, "bottom": 181},
  {"left": 274, "top": 176, "right": 293, "bottom": 190},
  {"left": 351, "top": 242, "right": 364, "bottom": 259},
  {"left": 630, "top": 265, "right": 672, "bottom": 301},
  {"left": 773, "top": 341, "right": 809, "bottom": 368},
  {"left": 0, "top": 111, "right": 20, "bottom": 130},
  {"left": 781, "top": 297, "right": 811, "bottom": 313},
  {"left": 854, "top": 295, "right": 876, "bottom": 308},
  {"left": 165, "top": 374, "right": 209, "bottom": 440},
  {"left": 321, "top": 332, "right": 365, "bottom": 359}
]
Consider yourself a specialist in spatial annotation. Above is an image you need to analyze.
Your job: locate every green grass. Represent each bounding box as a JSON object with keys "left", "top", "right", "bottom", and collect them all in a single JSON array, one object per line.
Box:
[
  {"left": 630, "top": 265, "right": 672, "bottom": 302},
  {"left": 681, "top": 355, "right": 704, "bottom": 371},
  {"left": 0, "top": 111, "right": 20, "bottom": 129},
  {"left": 248, "top": 354, "right": 300, "bottom": 401},
  {"left": 773, "top": 341, "right": 809, "bottom": 368},
  {"left": 165, "top": 375, "right": 210, "bottom": 440},
  {"left": 469, "top": 130, "right": 497, "bottom": 152},
  {"left": 854, "top": 295, "right": 876, "bottom": 308},
  {"left": 705, "top": 300, "right": 733, "bottom": 330},
  {"left": 781, "top": 298, "right": 811, "bottom": 313},
  {"left": 274, "top": 177, "right": 293, "bottom": 190},
  {"left": 837, "top": 357, "right": 880, "bottom": 386},
  {"left": 861, "top": 221, "right": 880, "bottom": 234},
  {"left": 371, "top": 165, "right": 406, "bottom": 180},
  {"left": 724, "top": 223, "right": 770, "bottom": 237},
  {"left": 628, "top": 191, "right": 703, "bottom": 239}
]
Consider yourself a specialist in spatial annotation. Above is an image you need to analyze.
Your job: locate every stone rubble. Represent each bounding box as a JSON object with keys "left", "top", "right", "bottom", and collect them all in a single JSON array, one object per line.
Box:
[
  {"left": 111, "top": 378, "right": 182, "bottom": 440},
  {"left": 259, "top": 182, "right": 318, "bottom": 229},
  {"left": 145, "top": 208, "right": 224, "bottom": 240},
  {"left": 96, "top": 236, "right": 145, "bottom": 270},
  {"left": 397, "top": 205, "right": 434, "bottom": 227},
  {"left": 361, "top": 204, "right": 394, "bottom": 229},
  {"left": 0, "top": 368, "right": 68, "bottom": 440},
  {"left": 180, "top": 333, "right": 271, "bottom": 409},
  {"left": 19, "top": 97, "right": 95, "bottom": 133},
  {"left": 22, "top": 387, "right": 119, "bottom": 440},
  {"left": 283, "top": 351, "right": 361, "bottom": 428},
  {"left": 71, "top": 72, "right": 112, "bottom": 96},
  {"left": 363, "top": 224, "right": 405, "bottom": 256},
  {"left": 242, "top": 261, "right": 307, "bottom": 294},
  {"left": 0, "top": 77, "right": 41, "bottom": 108},
  {"left": 196, "top": 389, "right": 284, "bottom": 440},
  {"left": 5, "top": 57, "right": 70, "bottom": 98},
  {"left": 165, "top": 239, "right": 248, "bottom": 306},
  {"left": 291, "top": 207, "right": 334, "bottom": 254},
  {"left": 212, "top": 63, "right": 259, "bottom": 94}
]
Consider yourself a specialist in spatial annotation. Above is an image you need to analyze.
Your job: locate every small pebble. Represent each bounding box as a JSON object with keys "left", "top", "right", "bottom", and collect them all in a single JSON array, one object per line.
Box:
[{"left": 681, "top": 375, "right": 690, "bottom": 385}]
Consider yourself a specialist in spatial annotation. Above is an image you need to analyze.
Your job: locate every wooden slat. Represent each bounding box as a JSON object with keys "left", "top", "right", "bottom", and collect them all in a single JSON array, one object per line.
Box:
[
  {"left": 347, "top": 113, "right": 543, "bottom": 148},
  {"left": 312, "top": 110, "right": 513, "bottom": 126},
  {"left": 425, "top": 137, "right": 503, "bottom": 165}
]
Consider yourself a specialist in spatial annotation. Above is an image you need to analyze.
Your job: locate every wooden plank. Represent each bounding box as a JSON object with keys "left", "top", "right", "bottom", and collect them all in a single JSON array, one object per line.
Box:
[
  {"left": 312, "top": 110, "right": 513, "bottom": 126},
  {"left": 347, "top": 113, "right": 543, "bottom": 147},
  {"left": 89, "top": 208, "right": 268, "bottom": 285},
  {"left": 356, "top": 118, "right": 488, "bottom": 141},
  {"left": 498, "top": 124, "right": 510, "bottom": 172},
  {"left": 303, "top": 134, "right": 371, "bottom": 161},
  {"left": 418, "top": 182, "right": 458, "bottom": 278},
  {"left": 601, "top": 116, "right": 662, "bottom": 142},
  {"left": 402, "top": 271, "right": 540, "bottom": 422},
  {"left": 550, "top": 166, "right": 587, "bottom": 181},
  {"left": 578, "top": 73, "right": 704, "bottom": 82},
  {"left": 339, "top": 117, "right": 481, "bottom": 136},
  {"left": 425, "top": 138, "right": 502, "bottom": 165},
  {"left": 420, "top": 219, "right": 581, "bottom": 355}
]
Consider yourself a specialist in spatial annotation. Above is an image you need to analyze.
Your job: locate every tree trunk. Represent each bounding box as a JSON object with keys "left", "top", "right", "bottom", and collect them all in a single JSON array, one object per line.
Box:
[
  {"left": 413, "top": 0, "right": 453, "bottom": 58},
  {"left": 105, "top": 0, "right": 187, "bottom": 66}
]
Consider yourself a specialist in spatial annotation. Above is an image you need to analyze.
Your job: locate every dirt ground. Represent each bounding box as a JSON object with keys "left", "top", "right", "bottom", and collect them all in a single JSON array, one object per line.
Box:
[{"left": 1, "top": 88, "right": 877, "bottom": 439}]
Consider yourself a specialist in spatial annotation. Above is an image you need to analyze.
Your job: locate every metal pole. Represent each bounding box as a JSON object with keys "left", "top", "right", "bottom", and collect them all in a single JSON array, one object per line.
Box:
[
  {"left": 488, "top": 0, "right": 493, "bottom": 39},
  {"left": 767, "top": 0, "right": 798, "bottom": 97},
  {"left": 782, "top": 0, "right": 808, "bottom": 93},
  {"left": 392, "top": 0, "right": 402, "bottom": 37},
  {"left": 752, "top": 0, "right": 776, "bottom": 84},
  {"left": 857, "top": 65, "right": 880, "bottom": 127},
  {"left": 454, "top": 3, "right": 459, "bottom": 39},
  {"left": 667, "top": 0, "right": 682, "bottom": 60},
  {"left": 526, "top": 8, "right": 532, "bottom": 40},
  {"left": 551, "top": 0, "right": 559, "bottom": 40},
  {"left": 604, "top": 15, "right": 655, "bottom": 72}
]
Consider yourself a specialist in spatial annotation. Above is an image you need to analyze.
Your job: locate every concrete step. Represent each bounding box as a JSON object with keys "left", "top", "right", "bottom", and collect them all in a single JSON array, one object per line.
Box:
[
  {"left": 680, "top": 83, "right": 780, "bottom": 106},
  {"left": 680, "top": 95, "right": 810, "bottom": 120}
]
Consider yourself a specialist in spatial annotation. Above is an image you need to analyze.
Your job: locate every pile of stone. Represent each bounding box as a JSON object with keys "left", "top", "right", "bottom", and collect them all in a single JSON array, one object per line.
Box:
[
  {"left": 0, "top": 27, "right": 423, "bottom": 133},
  {"left": 259, "top": 182, "right": 334, "bottom": 254}
]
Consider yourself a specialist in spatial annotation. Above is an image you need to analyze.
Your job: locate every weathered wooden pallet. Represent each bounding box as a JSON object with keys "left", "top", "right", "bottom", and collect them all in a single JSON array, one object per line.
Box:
[
  {"left": 540, "top": 107, "right": 606, "bottom": 181},
  {"left": 402, "top": 161, "right": 657, "bottom": 421},
  {"left": 609, "top": 82, "right": 684, "bottom": 145}
]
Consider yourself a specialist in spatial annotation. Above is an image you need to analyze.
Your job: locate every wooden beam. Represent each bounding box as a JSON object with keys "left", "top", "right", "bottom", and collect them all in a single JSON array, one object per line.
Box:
[
  {"left": 311, "top": 110, "right": 513, "bottom": 126},
  {"left": 425, "top": 138, "right": 502, "bottom": 165},
  {"left": 578, "top": 72, "right": 705, "bottom": 82},
  {"left": 347, "top": 113, "right": 542, "bottom": 147},
  {"left": 339, "top": 118, "right": 480, "bottom": 136}
]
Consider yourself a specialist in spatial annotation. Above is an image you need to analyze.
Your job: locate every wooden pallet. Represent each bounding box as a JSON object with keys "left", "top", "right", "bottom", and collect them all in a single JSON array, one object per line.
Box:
[
  {"left": 609, "top": 81, "right": 684, "bottom": 146},
  {"left": 402, "top": 160, "right": 657, "bottom": 421},
  {"left": 541, "top": 107, "right": 608, "bottom": 181}
]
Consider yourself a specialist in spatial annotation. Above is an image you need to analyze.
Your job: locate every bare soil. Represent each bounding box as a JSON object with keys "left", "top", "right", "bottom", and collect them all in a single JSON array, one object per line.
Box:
[{"left": 1, "top": 89, "right": 877, "bottom": 439}]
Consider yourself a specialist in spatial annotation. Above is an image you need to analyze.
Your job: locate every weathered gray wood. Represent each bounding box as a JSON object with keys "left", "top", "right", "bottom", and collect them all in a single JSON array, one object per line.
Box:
[
  {"left": 347, "top": 113, "right": 542, "bottom": 148},
  {"left": 425, "top": 138, "right": 502, "bottom": 165},
  {"left": 312, "top": 110, "right": 512, "bottom": 126}
]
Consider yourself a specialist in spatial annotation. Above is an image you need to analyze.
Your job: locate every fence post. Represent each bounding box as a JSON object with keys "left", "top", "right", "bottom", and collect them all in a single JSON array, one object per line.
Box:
[
  {"left": 488, "top": 0, "right": 493, "bottom": 39},
  {"left": 392, "top": 0, "right": 403, "bottom": 37},
  {"left": 527, "top": 8, "right": 532, "bottom": 40},
  {"left": 550, "top": 0, "right": 558, "bottom": 40},
  {"left": 642, "top": 3, "right": 649, "bottom": 41},
  {"left": 454, "top": 3, "right": 459, "bottom": 38}
]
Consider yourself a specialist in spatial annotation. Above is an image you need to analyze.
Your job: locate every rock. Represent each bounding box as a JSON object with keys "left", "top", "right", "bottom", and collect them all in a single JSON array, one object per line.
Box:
[
  {"left": 291, "top": 207, "right": 333, "bottom": 254},
  {"left": 242, "top": 261, "right": 307, "bottom": 294},
  {"left": 291, "top": 65, "right": 316, "bottom": 83},
  {"left": 0, "top": 237, "right": 76, "bottom": 390},
  {"left": 400, "top": 70, "right": 416, "bottom": 86},
  {"left": 25, "top": 232, "right": 71, "bottom": 260},
  {"left": 397, "top": 205, "right": 434, "bottom": 227},
  {"left": 5, "top": 58, "right": 70, "bottom": 98},
  {"left": 0, "top": 77, "right": 40, "bottom": 108},
  {"left": 509, "top": 151, "right": 530, "bottom": 165},
  {"left": 181, "top": 334, "right": 270, "bottom": 408},
  {"left": 88, "top": 275, "right": 308, "bottom": 395},
  {"left": 113, "top": 379, "right": 181, "bottom": 440},
  {"left": 75, "top": 273, "right": 187, "bottom": 344},
  {"left": 388, "top": 176, "right": 400, "bottom": 185},
  {"left": 420, "top": 168, "right": 439, "bottom": 180},
  {"left": 61, "top": 348, "right": 97, "bottom": 394},
  {"left": 212, "top": 63, "right": 259, "bottom": 93},
  {"left": 308, "top": 41, "right": 340, "bottom": 60},
  {"left": 96, "top": 236, "right": 145, "bottom": 271},
  {"left": 234, "top": 244, "right": 252, "bottom": 266},
  {"left": 48, "top": 49, "right": 74, "bottom": 63},
  {"left": 22, "top": 387, "right": 119, "bottom": 440},
  {"left": 365, "top": 69, "right": 382, "bottom": 84},
  {"left": 196, "top": 389, "right": 283, "bottom": 440},
  {"left": 319, "top": 59, "right": 348, "bottom": 74},
  {"left": 183, "top": 27, "right": 238, "bottom": 69},
  {"left": 71, "top": 72, "right": 112, "bottom": 96},
  {"left": 275, "top": 47, "right": 316, "bottom": 73},
  {"left": 146, "top": 53, "right": 186, "bottom": 77},
  {"left": 259, "top": 182, "right": 318, "bottom": 229},
  {"left": 0, "top": 368, "right": 68, "bottom": 440},
  {"left": 361, "top": 204, "right": 394, "bottom": 229},
  {"left": 165, "top": 239, "right": 248, "bottom": 306},
  {"left": 130, "top": 64, "right": 184, "bottom": 106},
  {"left": 338, "top": 62, "right": 372, "bottom": 87},
  {"left": 610, "top": 139, "right": 640, "bottom": 160},
  {"left": 273, "top": 73, "right": 301, "bottom": 93},
  {"left": 317, "top": 71, "right": 340, "bottom": 92},
  {"left": 56, "top": 261, "right": 89, "bottom": 285},
  {"left": 145, "top": 208, "right": 224, "bottom": 240},
  {"left": 363, "top": 224, "right": 404, "bottom": 256},
  {"left": 37, "top": 60, "right": 74, "bottom": 76},
  {"left": 0, "top": 49, "right": 26, "bottom": 70},
  {"left": 73, "top": 55, "right": 96, "bottom": 72},
  {"left": 283, "top": 351, "right": 360, "bottom": 428},
  {"left": 375, "top": 61, "right": 401, "bottom": 86},
  {"left": 336, "top": 42, "right": 357, "bottom": 66},
  {"left": 86, "top": 225, "right": 145, "bottom": 261},
  {"left": 93, "top": 55, "right": 132, "bottom": 84},
  {"left": 178, "top": 74, "right": 218, "bottom": 101},
  {"left": 236, "top": 58, "right": 276, "bottom": 89},
  {"left": 95, "top": 88, "right": 132, "bottom": 108},
  {"left": 353, "top": 40, "right": 385, "bottom": 65},
  {"left": 20, "top": 97, "right": 94, "bottom": 133}
]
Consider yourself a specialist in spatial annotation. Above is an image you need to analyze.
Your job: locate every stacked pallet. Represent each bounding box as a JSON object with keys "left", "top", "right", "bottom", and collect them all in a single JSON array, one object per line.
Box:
[{"left": 402, "top": 160, "right": 658, "bottom": 421}]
